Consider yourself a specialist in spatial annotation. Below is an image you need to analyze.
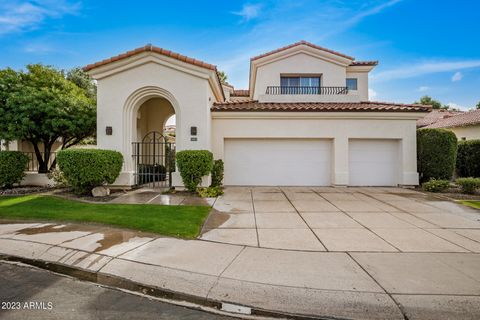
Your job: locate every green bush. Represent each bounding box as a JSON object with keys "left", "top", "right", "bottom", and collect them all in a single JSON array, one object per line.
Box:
[
  {"left": 210, "top": 159, "right": 224, "bottom": 187},
  {"left": 417, "top": 129, "right": 457, "bottom": 183},
  {"left": 456, "top": 140, "right": 480, "bottom": 178},
  {"left": 455, "top": 177, "right": 480, "bottom": 194},
  {"left": 176, "top": 150, "right": 213, "bottom": 192},
  {"left": 421, "top": 178, "right": 450, "bottom": 193},
  {"left": 57, "top": 149, "right": 123, "bottom": 195},
  {"left": 197, "top": 186, "right": 224, "bottom": 198},
  {"left": 47, "top": 168, "right": 68, "bottom": 188},
  {"left": 0, "top": 151, "right": 29, "bottom": 189}
]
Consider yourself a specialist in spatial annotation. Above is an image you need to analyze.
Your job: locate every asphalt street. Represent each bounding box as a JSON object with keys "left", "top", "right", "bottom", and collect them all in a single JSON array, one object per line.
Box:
[{"left": 0, "top": 262, "right": 234, "bottom": 320}]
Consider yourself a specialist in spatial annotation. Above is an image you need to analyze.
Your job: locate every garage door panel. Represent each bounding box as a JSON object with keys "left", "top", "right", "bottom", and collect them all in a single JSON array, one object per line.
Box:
[
  {"left": 224, "top": 139, "right": 331, "bottom": 186},
  {"left": 349, "top": 139, "right": 399, "bottom": 186}
]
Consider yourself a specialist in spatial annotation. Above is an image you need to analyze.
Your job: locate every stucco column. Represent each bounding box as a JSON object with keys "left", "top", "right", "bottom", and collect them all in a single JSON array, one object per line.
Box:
[
  {"left": 400, "top": 128, "right": 419, "bottom": 186},
  {"left": 333, "top": 137, "right": 349, "bottom": 186}
]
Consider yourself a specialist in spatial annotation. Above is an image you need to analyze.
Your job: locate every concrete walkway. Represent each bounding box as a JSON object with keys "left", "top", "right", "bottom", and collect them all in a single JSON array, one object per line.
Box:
[
  {"left": 1, "top": 219, "right": 480, "bottom": 319},
  {"left": 201, "top": 187, "right": 480, "bottom": 253}
]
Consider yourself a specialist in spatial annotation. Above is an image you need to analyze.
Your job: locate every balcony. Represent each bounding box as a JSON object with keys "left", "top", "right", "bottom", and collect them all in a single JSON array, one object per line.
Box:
[{"left": 266, "top": 86, "right": 349, "bottom": 95}]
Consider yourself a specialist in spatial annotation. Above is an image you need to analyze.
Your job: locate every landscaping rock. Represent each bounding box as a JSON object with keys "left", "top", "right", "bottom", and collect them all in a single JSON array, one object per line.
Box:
[{"left": 92, "top": 186, "right": 110, "bottom": 197}]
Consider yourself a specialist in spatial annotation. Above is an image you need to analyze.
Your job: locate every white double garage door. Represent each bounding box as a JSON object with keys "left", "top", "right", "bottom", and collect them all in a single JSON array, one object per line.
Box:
[{"left": 224, "top": 138, "right": 400, "bottom": 186}]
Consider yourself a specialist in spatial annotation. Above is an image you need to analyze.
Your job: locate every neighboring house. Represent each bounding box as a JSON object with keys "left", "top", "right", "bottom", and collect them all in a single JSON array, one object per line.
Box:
[
  {"left": 84, "top": 41, "right": 430, "bottom": 187},
  {"left": 424, "top": 109, "right": 480, "bottom": 140},
  {"left": 416, "top": 109, "right": 464, "bottom": 128}
]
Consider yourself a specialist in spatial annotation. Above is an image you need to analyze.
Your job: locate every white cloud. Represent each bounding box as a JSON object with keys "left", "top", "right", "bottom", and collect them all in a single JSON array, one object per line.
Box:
[
  {"left": 371, "top": 60, "right": 480, "bottom": 82},
  {"left": 232, "top": 3, "right": 262, "bottom": 22},
  {"left": 417, "top": 86, "right": 429, "bottom": 92},
  {"left": 0, "top": 0, "right": 80, "bottom": 35},
  {"left": 323, "top": 0, "right": 402, "bottom": 38},
  {"left": 451, "top": 71, "right": 463, "bottom": 82},
  {"left": 368, "top": 88, "right": 378, "bottom": 100},
  {"left": 447, "top": 102, "right": 467, "bottom": 111}
]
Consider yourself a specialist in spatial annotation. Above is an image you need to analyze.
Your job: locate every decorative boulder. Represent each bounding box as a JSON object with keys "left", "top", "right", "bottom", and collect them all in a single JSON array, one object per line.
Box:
[{"left": 92, "top": 186, "right": 110, "bottom": 197}]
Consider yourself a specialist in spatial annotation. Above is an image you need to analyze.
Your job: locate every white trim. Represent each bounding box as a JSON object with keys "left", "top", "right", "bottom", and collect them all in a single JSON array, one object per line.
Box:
[
  {"left": 88, "top": 52, "right": 224, "bottom": 102},
  {"left": 123, "top": 86, "right": 182, "bottom": 172},
  {"left": 211, "top": 111, "right": 429, "bottom": 120}
]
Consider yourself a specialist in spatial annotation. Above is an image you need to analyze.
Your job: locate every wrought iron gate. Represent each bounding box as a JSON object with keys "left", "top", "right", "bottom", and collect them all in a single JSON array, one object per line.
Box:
[{"left": 132, "top": 131, "right": 175, "bottom": 188}]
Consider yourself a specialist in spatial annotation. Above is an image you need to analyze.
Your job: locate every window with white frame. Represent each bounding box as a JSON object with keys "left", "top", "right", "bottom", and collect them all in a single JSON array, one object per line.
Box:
[{"left": 346, "top": 78, "right": 358, "bottom": 90}]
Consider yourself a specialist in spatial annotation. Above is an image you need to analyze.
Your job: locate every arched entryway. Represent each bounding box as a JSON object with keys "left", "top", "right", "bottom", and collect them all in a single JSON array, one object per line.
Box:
[{"left": 124, "top": 88, "right": 179, "bottom": 188}]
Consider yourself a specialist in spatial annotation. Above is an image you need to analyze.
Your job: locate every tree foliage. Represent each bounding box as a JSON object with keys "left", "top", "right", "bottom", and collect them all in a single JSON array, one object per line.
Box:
[
  {"left": 217, "top": 71, "right": 228, "bottom": 84},
  {"left": 0, "top": 64, "right": 96, "bottom": 173},
  {"left": 415, "top": 95, "right": 447, "bottom": 110},
  {"left": 476, "top": 101, "right": 480, "bottom": 110}
]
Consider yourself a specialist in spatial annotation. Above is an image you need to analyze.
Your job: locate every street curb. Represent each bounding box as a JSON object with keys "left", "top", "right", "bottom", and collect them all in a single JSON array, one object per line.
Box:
[{"left": 0, "top": 254, "right": 342, "bottom": 320}]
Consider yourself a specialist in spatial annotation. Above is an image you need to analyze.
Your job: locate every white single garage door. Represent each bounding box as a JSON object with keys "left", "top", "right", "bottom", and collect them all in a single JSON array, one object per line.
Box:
[
  {"left": 224, "top": 139, "right": 332, "bottom": 186},
  {"left": 349, "top": 139, "right": 400, "bottom": 186}
]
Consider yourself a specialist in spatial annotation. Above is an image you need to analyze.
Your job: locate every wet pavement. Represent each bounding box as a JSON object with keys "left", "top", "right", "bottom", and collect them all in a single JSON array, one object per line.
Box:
[
  {"left": 0, "top": 262, "right": 233, "bottom": 320},
  {"left": 109, "top": 188, "right": 215, "bottom": 206},
  {"left": 200, "top": 186, "right": 480, "bottom": 252},
  {"left": 1, "top": 187, "right": 480, "bottom": 319}
]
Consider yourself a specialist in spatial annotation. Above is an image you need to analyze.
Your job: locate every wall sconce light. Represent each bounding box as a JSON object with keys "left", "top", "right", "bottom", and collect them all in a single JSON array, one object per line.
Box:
[
  {"left": 190, "top": 126, "right": 197, "bottom": 136},
  {"left": 106, "top": 126, "right": 113, "bottom": 135}
]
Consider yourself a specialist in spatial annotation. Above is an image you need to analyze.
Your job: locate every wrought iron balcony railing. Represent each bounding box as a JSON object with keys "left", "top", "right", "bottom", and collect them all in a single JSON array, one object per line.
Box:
[{"left": 266, "top": 86, "right": 349, "bottom": 95}]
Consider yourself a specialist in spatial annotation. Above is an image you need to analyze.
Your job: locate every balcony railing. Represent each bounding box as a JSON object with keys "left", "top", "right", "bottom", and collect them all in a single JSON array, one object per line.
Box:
[{"left": 266, "top": 86, "right": 349, "bottom": 95}]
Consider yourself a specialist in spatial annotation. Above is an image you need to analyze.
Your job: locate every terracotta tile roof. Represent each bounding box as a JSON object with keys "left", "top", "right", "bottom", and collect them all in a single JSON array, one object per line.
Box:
[
  {"left": 425, "top": 109, "right": 480, "bottom": 128},
  {"left": 350, "top": 61, "right": 378, "bottom": 66},
  {"left": 251, "top": 40, "right": 354, "bottom": 61},
  {"left": 417, "top": 109, "right": 464, "bottom": 128},
  {"left": 231, "top": 89, "right": 250, "bottom": 97},
  {"left": 84, "top": 44, "right": 217, "bottom": 72},
  {"left": 212, "top": 101, "right": 431, "bottom": 113}
]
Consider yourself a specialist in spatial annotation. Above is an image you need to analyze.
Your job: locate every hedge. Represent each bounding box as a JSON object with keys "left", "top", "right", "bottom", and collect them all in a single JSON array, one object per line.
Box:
[
  {"left": 0, "top": 151, "right": 29, "bottom": 189},
  {"left": 176, "top": 150, "right": 213, "bottom": 192},
  {"left": 57, "top": 149, "right": 123, "bottom": 195},
  {"left": 210, "top": 159, "right": 224, "bottom": 187},
  {"left": 456, "top": 140, "right": 480, "bottom": 178},
  {"left": 417, "top": 129, "right": 457, "bottom": 183}
]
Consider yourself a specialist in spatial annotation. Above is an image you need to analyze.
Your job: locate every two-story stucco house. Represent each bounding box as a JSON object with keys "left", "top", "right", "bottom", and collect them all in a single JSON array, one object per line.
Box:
[{"left": 84, "top": 41, "right": 430, "bottom": 188}]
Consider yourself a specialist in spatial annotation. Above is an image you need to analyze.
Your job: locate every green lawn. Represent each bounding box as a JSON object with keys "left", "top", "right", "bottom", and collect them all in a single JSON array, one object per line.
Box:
[
  {"left": 0, "top": 195, "right": 211, "bottom": 239},
  {"left": 459, "top": 200, "right": 480, "bottom": 210}
]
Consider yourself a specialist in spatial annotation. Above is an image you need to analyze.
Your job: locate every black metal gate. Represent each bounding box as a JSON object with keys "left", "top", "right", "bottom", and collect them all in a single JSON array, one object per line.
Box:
[{"left": 132, "top": 131, "right": 175, "bottom": 188}]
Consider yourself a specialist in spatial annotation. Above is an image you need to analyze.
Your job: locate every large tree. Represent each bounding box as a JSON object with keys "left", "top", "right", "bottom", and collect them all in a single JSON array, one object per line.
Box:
[
  {"left": 415, "top": 95, "right": 448, "bottom": 110},
  {"left": 0, "top": 64, "right": 96, "bottom": 173},
  {"left": 476, "top": 101, "right": 480, "bottom": 110}
]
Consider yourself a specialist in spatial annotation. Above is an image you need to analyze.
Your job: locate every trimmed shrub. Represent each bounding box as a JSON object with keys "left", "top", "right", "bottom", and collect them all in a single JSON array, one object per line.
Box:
[
  {"left": 197, "top": 186, "right": 224, "bottom": 198},
  {"left": 176, "top": 150, "right": 213, "bottom": 192},
  {"left": 57, "top": 149, "right": 123, "bottom": 195},
  {"left": 456, "top": 177, "right": 480, "bottom": 194},
  {"left": 0, "top": 151, "right": 29, "bottom": 189},
  {"left": 417, "top": 129, "right": 457, "bottom": 183},
  {"left": 210, "top": 159, "right": 224, "bottom": 187},
  {"left": 421, "top": 178, "right": 450, "bottom": 193},
  {"left": 456, "top": 140, "right": 480, "bottom": 178},
  {"left": 47, "top": 168, "right": 68, "bottom": 188}
]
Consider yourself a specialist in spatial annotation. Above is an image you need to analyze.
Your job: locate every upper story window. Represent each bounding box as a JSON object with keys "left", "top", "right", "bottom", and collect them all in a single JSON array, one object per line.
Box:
[
  {"left": 281, "top": 76, "right": 321, "bottom": 87},
  {"left": 346, "top": 78, "right": 358, "bottom": 90},
  {"left": 280, "top": 76, "right": 321, "bottom": 94}
]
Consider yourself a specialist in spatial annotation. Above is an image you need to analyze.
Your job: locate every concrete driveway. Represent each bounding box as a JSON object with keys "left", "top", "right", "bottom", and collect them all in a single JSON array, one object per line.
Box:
[{"left": 201, "top": 186, "right": 480, "bottom": 252}]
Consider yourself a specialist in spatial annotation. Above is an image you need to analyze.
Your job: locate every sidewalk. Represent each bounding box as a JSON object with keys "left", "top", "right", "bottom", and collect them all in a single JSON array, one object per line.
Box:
[{"left": 1, "top": 222, "right": 479, "bottom": 319}]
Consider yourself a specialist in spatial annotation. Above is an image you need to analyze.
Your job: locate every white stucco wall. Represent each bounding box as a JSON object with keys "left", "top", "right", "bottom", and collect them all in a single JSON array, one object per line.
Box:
[
  {"left": 448, "top": 125, "right": 480, "bottom": 140},
  {"left": 92, "top": 56, "right": 217, "bottom": 186},
  {"left": 345, "top": 71, "right": 369, "bottom": 101},
  {"left": 253, "top": 53, "right": 351, "bottom": 101},
  {"left": 212, "top": 112, "right": 423, "bottom": 186}
]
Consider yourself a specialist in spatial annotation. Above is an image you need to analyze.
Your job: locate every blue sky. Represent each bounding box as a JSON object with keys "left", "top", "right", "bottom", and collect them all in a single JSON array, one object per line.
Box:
[{"left": 0, "top": 0, "right": 479, "bottom": 110}]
